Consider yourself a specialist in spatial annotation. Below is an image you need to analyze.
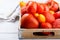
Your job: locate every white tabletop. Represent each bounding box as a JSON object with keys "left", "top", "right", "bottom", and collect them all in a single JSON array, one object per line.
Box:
[
  {"left": 0, "top": 21, "right": 19, "bottom": 40},
  {"left": 0, "top": 0, "right": 20, "bottom": 40}
]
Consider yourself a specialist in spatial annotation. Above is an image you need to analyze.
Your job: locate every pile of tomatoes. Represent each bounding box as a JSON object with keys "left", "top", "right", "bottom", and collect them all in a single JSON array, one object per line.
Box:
[{"left": 20, "top": 0, "right": 60, "bottom": 29}]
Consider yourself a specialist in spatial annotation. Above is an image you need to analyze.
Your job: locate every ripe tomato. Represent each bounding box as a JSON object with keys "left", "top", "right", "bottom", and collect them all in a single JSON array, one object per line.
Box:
[
  {"left": 20, "top": 1, "right": 26, "bottom": 8},
  {"left": 21, "top": 14, "right": 39, "bottom": 29},
  {"left": 37, "top": 14, "right": 46, "bottom": 23},
  {"left": 21, "top": 6, "right": 27, "bottom": 16},
  {"left": 43, "top": 11, "right": 55, "bottom": 23},
  {"left": 42, "top": 32, "right": 51, "bottom": 35},
  {"left": 41, "top": 22, "right": 52, "bottom": 29},
  {"left": 43, "top": 5, "right": 49, "bottom": 12},
  {"left": 49, "top": 10, "right": 55, "bottom": 14},
  {"left": 49, "top": 1, "right": 58, "bottom": 11},
  {"left": 53, "top": 19, "right": 60, "bottom": 28},
  {"left": 54, "top": 11, "right": 60, "bottom": 19},
  {"left": 37, "top": 4, "right": 44, "bottom": 13},
  {"left": 33, "top": 13, "right": 39, "bottom": 18},
  {"left": 41, "top": 22, "right": 52, "bottom": 35},
  {"left": 27, "top": 2, "right": 37, "bottom": 14},
  {"left": 46, "top": 0, "right": 53, "bottom": 5}
]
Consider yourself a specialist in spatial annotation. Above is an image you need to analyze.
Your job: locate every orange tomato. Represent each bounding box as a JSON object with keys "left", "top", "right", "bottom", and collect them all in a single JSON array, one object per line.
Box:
[
  {"left": 20, "top": 1, "right": 26, "bottom": 7},
  {"left": 34, "top": 13, "right": 39, "bottom": 18},
  {"left": 50, "top": 10, "right": 55, "bottom": 14},
  {"left": 38, "top": 14, "right": 46, "bottom": 23}
]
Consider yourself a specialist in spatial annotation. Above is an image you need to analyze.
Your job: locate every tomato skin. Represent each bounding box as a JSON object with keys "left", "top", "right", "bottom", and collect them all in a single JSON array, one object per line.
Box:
[
  {"left": 46, "top": 0, "right": 58, "bottom": 11},
  {"left": 47, "top": 0, "right": 53, "bottom": 4},
  {"left": 43, "top": 5, "right": 49, "bottom": 12},
  {"left": 41, "top": 22, "right": 52, "bottom": 35},
  {"left": 20, "top": 1, "right": 26, "bottom": 8},
  {"left": 54, "top": 11, "right": 60, "bottom": 19},
  {"left": 42, "top": 32, "right": 51, "bottom": 35},
  {"left": 21, "top": 6, "right": 27, "bottom": 16},
  {"left": 37, "top": 14, "right": 46, "bottom": 23},
  {"left": 37, "top": 4, "right": 44, "bottom": 14},
  {"left": 53, "top": 19, "right": 60, "bottom": 28},
  {"left": 41, "top": 22, "right": 52, "bottom": 29},
  {"left": 49, "top": 1, "right": 58, "bottom": 11},
  {"left": 43, "top": 11, "right": 55, "bottom": 23},
  {"left": 49, "top": 10, "right": 55, "bottom": 14},
  {"left": 21, "top": 14, "right": 39, "bottom": 29},
  {"left": 27, "top": 2, "right": 37, "bottom": 14}
]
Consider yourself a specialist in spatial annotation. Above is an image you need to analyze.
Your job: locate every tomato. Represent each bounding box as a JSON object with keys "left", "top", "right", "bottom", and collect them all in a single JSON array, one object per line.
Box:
[
  {"left": 21, "top": 6, "right": 27, "bottom": 16},
  {"left": 54, "top": 11, "right": 60, "bottom": 19},
  {"left": 27, "top": 2, "right": 37, "bottom": 14},
  {"left": 49, "top": 10, "right": 55, "bottom": 14},
  {"left": 46, "top": 0, "right": 53, "bottom": 5},
  {"left": 37, "top": 14, "right": 46, "bottom": 23},
  {"left": 49, "top": 1, "right": 58, "bottom": 11},
  {"left": 53, "top": 19, "right": 60, "bottom": 28},
  {"left": 20, "top": 1, "right": 26, "bottom": 8},
  {"left": 42, "top": 32, "right": 51, "bottom": 35},
  {"left": 21, "top": 14, "right": 39, "bottom": 29},
  {"left": 43, "top": 5, "right": 49, "bottom": 12},
  {"left": 37, "top": 4, "right": 44, "bottom": 13},
  {"left": 34, "top": 13, "right": 39, "bottom": 18},
  {"left": 41, "top": 22, "right": 52, "bottom": 35},
  {"left": 41, "top": 22, "right": 52, "bottom": 29},
  {"left": 43, "top": 11, "right": 55, "bottom": 23}
]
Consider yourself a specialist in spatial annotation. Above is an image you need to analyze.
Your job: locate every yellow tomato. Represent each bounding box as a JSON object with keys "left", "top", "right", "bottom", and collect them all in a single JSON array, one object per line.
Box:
[
  {"left": 38, "top": 14, "right": 46, "bottom": 23},
  {"left": 20, "top": 1, "right": 26, "bottom": 8},
  {"left": 34, "top": 13, "right": 39, "bottom": 18},
  {"left": 50, "top": 10, "right": 55, "bottom": 14}
]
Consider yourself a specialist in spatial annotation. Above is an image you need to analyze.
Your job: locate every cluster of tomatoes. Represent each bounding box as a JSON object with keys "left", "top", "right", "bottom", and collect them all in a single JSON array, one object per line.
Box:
[
  {"left": 20, "top": 0, "right": 60, "bottom": 35},
  {"left": 20, "top": 0, "right": 60, "bottom": 29}
]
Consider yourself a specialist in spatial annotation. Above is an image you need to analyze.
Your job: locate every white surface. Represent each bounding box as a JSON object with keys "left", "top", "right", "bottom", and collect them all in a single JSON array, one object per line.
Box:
[
  {"left": 0, "top": 20, "right": 19, "bottom": 38},
  {"left": 0, "top": 21, "right": 19, "bottom": 40},
  {"left": 0, "top": 21, "right": 19, "bottom": 33},
  {"left": 0, "top": 0, "right": 20, "bottom": 40},
  {"left": 0, "top": 0, "right": 20, "bottom": 18}
]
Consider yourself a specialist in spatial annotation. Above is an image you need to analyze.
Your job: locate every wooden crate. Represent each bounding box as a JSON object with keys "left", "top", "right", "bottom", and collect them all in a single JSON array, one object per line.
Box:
[
  {"left": 19, "top": 0, "right": 60, "bottom": 39},
  {"left": 18, "top": 29, "right": 60, "bottom": 39}
]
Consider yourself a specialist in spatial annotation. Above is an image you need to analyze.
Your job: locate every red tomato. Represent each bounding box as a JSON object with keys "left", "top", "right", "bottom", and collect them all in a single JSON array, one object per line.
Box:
[
  {"left": 21, "top": 14, "right": 39, "bottom": 29},
  {"left": 21, "top": 6, "right": 27, "bottom": 16},
  {"left": 42, "top": 32, "right": 51, "bottom": 35},
  {"left": 43, "top": 5, "right": 49, "bottom": 11},
  {"left": 41, "top": 22, "right": 52, "bottom": 35},
  {"left": 43, "top": 11, "right": 55, "bottom": 23},
  {"left": 46, "top": 0, "right": 53, "bottom": 4},
  {"left": 27, "top": 2, "right": 37, "bottom": 14},
  {"left": 54, "top": 11, "right": 60, "bottom": 19},
  {"left": 37, "top": 4, "right": 44, "bottom": 13},
  {"left": 26, "top": 1, "right": 32, "bottom": 6},
  {"left": 49, "top": 1, "right": 58, "bottom": 11},
  {"left": 53, "top": 19, "right": 60, "bottom": 28},
  {"left": 41, "top": 22, "right": 52, "bottom": 29}
]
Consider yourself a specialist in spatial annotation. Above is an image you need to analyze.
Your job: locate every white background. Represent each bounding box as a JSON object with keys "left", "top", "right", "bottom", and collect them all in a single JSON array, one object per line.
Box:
[{"left": 0, "top": 0, "right": 20, "bottom": 40}]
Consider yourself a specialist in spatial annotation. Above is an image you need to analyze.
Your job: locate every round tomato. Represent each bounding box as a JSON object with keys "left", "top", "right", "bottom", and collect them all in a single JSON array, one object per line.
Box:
[
  {"left": 41, "top": 22, "right": 52, "bottom": 35},
  {"left": 21, "top": 14, "right": 39, "bottom": 29},
  {"left": 41, "top": 22, "right": 52, "bottom": 29},
  {"left": 49, "top": 1, "right": 58, "bottom": 11},
  {"left": 54, "top": 11, "right": 60, "bottom": 19},
  {"left": 27, "top": 2, "right": 37, "bottom": 14},
  {"left": 37, "top": 4, "right": 44, "bottom": 14}
]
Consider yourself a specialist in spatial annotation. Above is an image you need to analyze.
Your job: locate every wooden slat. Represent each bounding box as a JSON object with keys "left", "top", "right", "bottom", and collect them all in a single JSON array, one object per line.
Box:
[
  {"left": 19, "top": 29, "right": 60, "bottom": 32},
  {"left": 21, "top": 30, "right": 60, "bottom": 39}
]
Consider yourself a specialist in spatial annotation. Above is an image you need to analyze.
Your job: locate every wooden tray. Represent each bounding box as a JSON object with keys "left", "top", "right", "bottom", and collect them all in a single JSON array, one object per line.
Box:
[
  {"left": 18, "top": 29, "right": 60, "bottom": 39},
  {"left": 19, "top": 0, "right": 60, "bottom": 39}
]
